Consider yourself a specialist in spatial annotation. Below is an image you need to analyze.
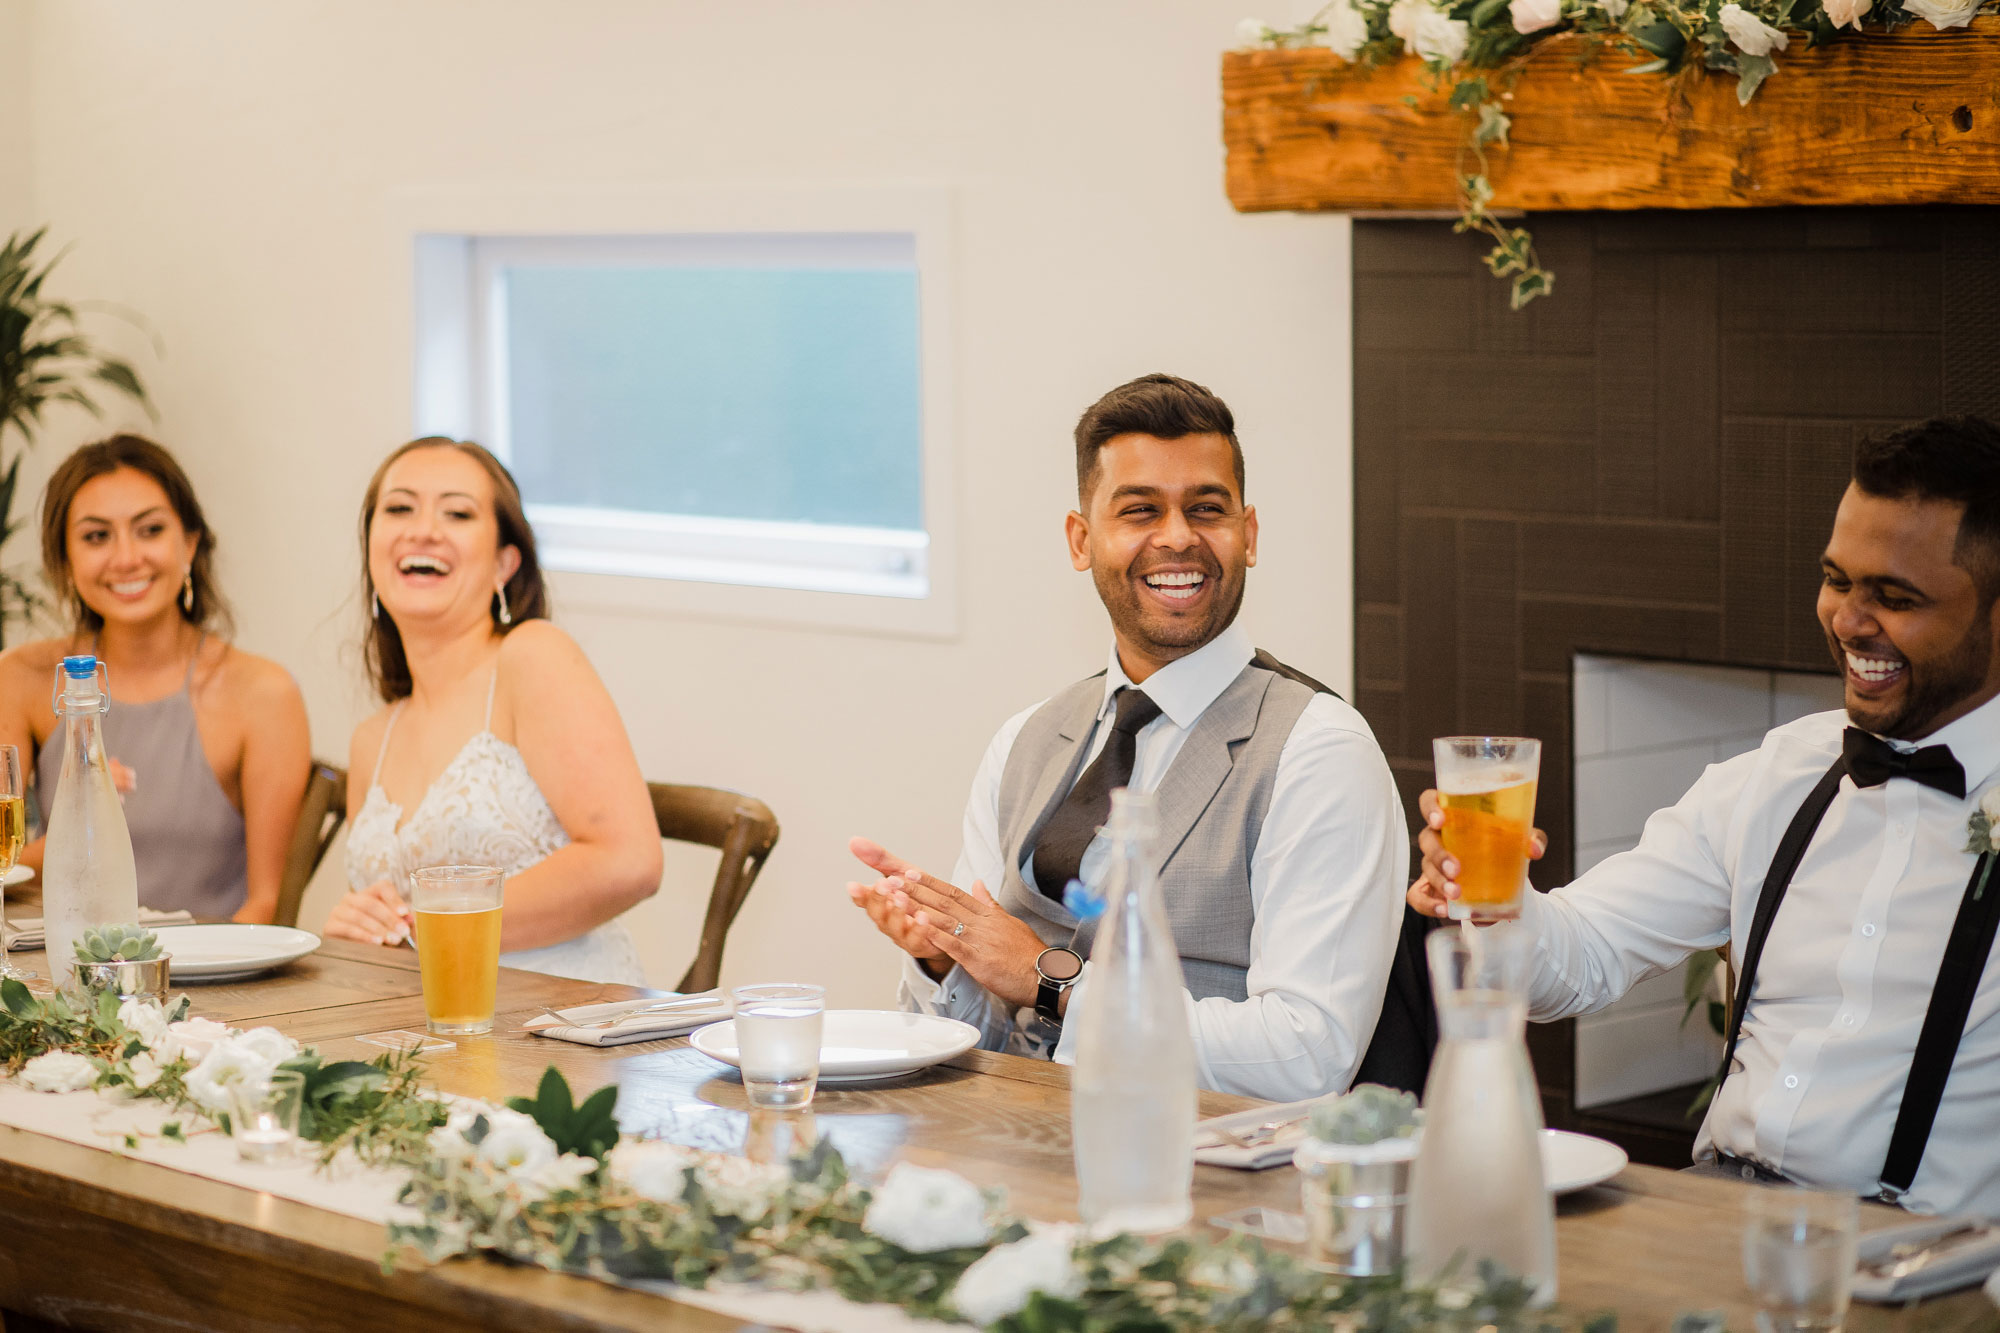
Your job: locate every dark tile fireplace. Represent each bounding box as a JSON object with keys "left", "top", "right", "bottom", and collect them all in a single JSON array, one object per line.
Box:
[{"left": 1351, "top": 206, "right": 2000, "bottom": 1165}]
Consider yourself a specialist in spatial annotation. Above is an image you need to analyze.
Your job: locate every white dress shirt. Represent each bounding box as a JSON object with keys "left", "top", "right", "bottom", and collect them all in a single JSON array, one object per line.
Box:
[
  {"left": 900, "top": 623, "right": 1409, "bottom": 1102},
  {"left": 1521, "top": 690, "right": 2000, "bottom": 1216}
]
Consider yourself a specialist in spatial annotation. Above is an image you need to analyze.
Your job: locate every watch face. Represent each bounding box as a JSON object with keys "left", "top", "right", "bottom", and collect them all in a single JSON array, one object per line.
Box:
[{"left": 1038, "top": 947, "right": 1084, "bottom": 983}]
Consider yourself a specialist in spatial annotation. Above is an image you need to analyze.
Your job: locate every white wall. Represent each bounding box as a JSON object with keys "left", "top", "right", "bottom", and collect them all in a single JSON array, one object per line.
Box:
[
  {"left": 0, "top": 0, "right": 32, "bottom": 240},
  {"left": 21, "top": 1, "right": 1355, "bottom": 1004}
]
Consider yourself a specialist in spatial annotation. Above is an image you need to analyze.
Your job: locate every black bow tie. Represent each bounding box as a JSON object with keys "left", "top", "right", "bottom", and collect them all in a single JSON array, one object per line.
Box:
[{"left": 1842, "top": 728, "right": 1967, "bottom": 799}]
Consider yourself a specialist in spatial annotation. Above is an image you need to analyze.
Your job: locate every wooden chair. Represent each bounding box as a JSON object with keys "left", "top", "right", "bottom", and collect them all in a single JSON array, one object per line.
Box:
[
  {"left": 652, "top": 783, "right": 780, "bottom": 994},
  {"left": 275, "top": 761, "right": 348, "bottom": 928}
]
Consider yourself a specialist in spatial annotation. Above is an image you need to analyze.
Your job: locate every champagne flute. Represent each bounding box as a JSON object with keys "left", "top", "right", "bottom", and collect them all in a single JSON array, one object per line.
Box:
[{"left": 0, "top": 745, "right": 33, "bottom": 980}]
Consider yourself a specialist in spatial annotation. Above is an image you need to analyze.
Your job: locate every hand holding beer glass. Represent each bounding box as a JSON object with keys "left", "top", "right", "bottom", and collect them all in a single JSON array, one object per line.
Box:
[{"left": 1431, "top": 738, "right": 1541, "bottom": 922}]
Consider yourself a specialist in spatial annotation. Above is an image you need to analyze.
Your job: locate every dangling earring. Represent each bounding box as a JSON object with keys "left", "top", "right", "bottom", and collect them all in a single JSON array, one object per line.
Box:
[
  {"left": 371, "top": 590, "right": 381, "bottom": 620},
  {"left": 180, "top": 570, "right": 195, "bottom": 615},
  {"left": 495, "top": 585, "right": 512, "bottom": 627}
]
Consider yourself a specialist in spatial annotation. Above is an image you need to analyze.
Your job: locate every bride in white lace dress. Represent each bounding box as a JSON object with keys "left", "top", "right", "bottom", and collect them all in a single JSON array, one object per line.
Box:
[{"left": 322, "top": 439, "right": 662, "bottom": 985}]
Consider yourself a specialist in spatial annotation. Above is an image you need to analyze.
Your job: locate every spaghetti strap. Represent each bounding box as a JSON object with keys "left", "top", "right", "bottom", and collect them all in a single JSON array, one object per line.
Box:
[
  {"left": 370, "top": 702, "right": 406, "bottom": 787},
  {"left": 483, "top": 666, "right": 499, "bottom": 731}
]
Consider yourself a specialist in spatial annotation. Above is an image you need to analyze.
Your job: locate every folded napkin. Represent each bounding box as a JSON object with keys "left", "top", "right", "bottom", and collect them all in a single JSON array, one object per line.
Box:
[
  {"left": 1192, "top": 1097, "right": 1322, "bottom": 1170},
  {"left": 524, "top": 993, "right": 732, "bottom": 1047},
  {"left": 5, "top": 908, "right": 196, "bottom": 952},
  {"left": 1853, "top": 1216, "right": 2000, "bottom": 1304}
]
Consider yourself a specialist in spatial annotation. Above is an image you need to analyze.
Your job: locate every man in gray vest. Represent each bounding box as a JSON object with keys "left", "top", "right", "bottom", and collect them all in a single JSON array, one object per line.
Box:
[{"left": 845, "top": 373, "right": 1410, "bottom": 1101}]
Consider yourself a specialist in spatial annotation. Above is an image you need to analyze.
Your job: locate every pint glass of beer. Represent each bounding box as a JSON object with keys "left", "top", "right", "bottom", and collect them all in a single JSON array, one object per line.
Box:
[
  {"left": 410, "top": 865, "right": 504, "bottom": 1035},
  {"left": 1431, "top": 738, "right": 1540, "bottom": 922}
]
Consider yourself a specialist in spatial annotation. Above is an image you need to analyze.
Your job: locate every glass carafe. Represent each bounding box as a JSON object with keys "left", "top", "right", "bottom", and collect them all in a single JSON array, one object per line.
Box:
[
  {"left": 42, "top": 655, "right": 139, "bottom": 991},
  {"left": 1407, "top": 923, "right": 1556, "bottom": 1305}
]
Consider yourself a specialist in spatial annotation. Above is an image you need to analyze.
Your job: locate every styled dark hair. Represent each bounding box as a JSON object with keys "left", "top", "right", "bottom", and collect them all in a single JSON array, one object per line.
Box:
[
  {"left": 1852, "top": 415, "right": 2000, "bottom": 603},
  {"left": 360, "top": 437, "right": 548, "bottom": 703},
  {"left": 41, "top": 434, "right": 233, "bottom": 636},
  {"left": 1072, "top": 373, "right": 1244, "bottom": 505}
]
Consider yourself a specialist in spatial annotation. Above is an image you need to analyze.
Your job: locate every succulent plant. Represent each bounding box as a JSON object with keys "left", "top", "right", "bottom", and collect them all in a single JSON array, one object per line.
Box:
[
  {"left": 1308, "top": 1083, "right": 1422, "bottom": 1146},
  {"left": 74, "top": 923, "right": 162, "bottom": 964}
]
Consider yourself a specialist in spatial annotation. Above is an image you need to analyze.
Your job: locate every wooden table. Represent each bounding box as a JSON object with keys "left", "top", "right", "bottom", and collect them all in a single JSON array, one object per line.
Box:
[{"left": 0, "top": 940, "right": 1989, "bottom": 1332}]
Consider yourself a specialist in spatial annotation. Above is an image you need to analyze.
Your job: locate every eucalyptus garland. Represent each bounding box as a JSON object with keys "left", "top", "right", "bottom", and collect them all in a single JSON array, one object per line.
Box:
[{"left": 1241, "top": 0, "right": 1997, "bottom": 307}]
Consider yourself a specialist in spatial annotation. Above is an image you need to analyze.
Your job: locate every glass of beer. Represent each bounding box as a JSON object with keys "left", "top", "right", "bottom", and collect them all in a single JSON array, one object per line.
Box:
[
  {"left": 1432, "top": 737, "right": 1541, "bottom": 922},
  {"left": 0, "top": 745, "right": 29, "bottom": 981},
  {"left": 410, "top": 865, "right": 504, "bottom": 1035}
]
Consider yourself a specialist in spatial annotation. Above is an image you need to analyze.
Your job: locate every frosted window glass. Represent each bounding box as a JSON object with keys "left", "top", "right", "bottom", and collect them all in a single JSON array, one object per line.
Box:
[{"left": 503, "top": 265, "right": 922, "bottom": 531}]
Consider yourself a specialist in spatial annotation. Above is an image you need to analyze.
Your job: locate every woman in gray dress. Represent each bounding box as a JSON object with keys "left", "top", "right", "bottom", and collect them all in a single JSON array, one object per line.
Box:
[{"left": 0, "top": 436, "right": 310, "bottom": 921}]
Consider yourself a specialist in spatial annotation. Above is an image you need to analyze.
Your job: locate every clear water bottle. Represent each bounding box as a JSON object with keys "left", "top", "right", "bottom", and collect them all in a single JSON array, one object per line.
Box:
[
  {"left": 1070, "top": 787, "right": 1196, "bottom": 1234},
  {"left": 1407, "top": 923, "right": 1557, "bottom": 1305},
  {"left": 42, "top": 655, "right": 139, "bottom": 991}
]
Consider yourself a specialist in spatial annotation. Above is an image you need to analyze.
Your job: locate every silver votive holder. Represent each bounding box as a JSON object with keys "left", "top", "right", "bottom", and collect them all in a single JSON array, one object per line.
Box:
[
  {"left": 73, "top": 955, "right": 172, "bottom": 1005},
  {"left": 1294, "top": 1135, "right": 1419, "bottom": 1276}
]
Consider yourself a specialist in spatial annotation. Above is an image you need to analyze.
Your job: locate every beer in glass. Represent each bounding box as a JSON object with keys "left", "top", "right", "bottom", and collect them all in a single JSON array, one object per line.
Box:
[
  {"left": 411, "top": 865, "right": 504, "bottom": 1035},
  {"left": 1432, "top": 737, "right": 1540, "bottom": 922}
]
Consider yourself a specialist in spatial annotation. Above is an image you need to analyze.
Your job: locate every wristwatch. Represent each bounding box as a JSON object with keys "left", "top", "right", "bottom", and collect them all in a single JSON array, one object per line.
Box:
[{"left": 1034, "top": 946, "right": 1084, "bottom": 1024}]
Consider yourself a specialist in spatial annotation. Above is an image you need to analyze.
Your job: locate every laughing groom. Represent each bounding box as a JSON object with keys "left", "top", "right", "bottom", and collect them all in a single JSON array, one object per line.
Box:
[{"left": 844, "top": 374, "right": 1414, "bottom": 1101}]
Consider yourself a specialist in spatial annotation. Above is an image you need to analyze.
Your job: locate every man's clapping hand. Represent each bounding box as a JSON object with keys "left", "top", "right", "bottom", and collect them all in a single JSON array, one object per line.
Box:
[{"left": 845, "top": 837, "right": 1050, "bottom": 1007}]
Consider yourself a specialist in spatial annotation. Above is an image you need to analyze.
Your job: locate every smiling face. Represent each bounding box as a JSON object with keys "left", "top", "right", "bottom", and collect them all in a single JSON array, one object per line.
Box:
[
  {"left": 65, "top": 467, "right": 199, "bottom": 629},
  {"left": 1065, "top": 432, "right": 1258, "bottom": 682},
  {"left": 366, "top": 446, "right": 520, "bottom": 635},
  {"left": 1818, "top": 483, "right": 2000, "bottom": 739}
]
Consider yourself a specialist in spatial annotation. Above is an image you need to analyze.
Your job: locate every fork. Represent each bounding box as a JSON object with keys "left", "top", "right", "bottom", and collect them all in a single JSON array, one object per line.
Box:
[
  {"left": 1206, "top": 1114, "right": 1310, "bottom": 1149},
  {"left": 534, "top": 998, "right": 727, "bottom": 1029}
]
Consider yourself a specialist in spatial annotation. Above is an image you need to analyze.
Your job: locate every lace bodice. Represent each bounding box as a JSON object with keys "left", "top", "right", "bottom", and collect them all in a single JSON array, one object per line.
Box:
[{"left": 345, "top": 695, "right": 644, "bottom": 986}]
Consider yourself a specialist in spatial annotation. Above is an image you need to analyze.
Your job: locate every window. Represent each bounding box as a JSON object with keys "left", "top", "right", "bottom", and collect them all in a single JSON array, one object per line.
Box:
[{"left": 412, "top": 207, "right": 953, "bottom": 633}]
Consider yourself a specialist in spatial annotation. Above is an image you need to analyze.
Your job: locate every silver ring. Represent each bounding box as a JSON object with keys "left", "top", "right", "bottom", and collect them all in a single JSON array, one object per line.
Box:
[{"left": 952, "top": 920, "right": 967, "bottom": 938}]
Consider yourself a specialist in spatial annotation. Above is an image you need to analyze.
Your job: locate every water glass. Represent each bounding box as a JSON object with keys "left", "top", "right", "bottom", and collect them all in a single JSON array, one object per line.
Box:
[
  {"left": 1433, "top": 736, "right": 1541, "bottom": 921},
  {"left": 410, "top": 865, "right": 504, "bottom": 1036},
  {"left": 1742, "top": 1187, "right": 1859, "bottom": 1333},
  {"left": 730, "top": 983, "right": 825, "bottom": 1109},
  {"left": 230, "top": 1068, "right": 306, "bottom": 1163},
  {"left": 0, "top": 744, "right": 30, "bottom": 981}
]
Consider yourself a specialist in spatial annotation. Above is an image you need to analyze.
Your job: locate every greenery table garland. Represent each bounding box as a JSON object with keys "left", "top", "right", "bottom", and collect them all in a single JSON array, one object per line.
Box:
[{"left": 0, "top": 978, "right": 1712, "bottom": 1332}]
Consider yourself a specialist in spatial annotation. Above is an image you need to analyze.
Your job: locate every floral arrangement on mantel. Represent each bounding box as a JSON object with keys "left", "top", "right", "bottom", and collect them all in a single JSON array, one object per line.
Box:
[
  {"left": 1236, "top": 0, "right": 1995, "bottom": 307},
  {"left": 0, "top": 980, "right": 1723, "bottom": 1331}
]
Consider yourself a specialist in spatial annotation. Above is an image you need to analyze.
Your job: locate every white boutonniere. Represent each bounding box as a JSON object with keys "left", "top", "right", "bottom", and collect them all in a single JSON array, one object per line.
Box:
[{"left": 1968, "top": 787, "right": 2000, "bottom": 857}]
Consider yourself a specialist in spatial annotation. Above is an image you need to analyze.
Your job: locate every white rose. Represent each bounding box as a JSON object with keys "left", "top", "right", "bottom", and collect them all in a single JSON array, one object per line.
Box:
[
  {"left": 1320, "top": 1, "right": 1371, "bottom": 57},
  {"left": 1387, "top": 0, "right": 1424, "bottom": 39},
  {"left": 862, "top": 1163, "right": 993, "bottom": 1253},
  {"left": 1236, "top": 16, "right": 1272, "bottom": 45},
  {"left": 1600, "top": 0, "right": 1630, "bottom": 17},
  {"left": 1982, "top": 786, "right": 2000, "bottom": 824},
  {"left": 118, "top": 998, "right": 173, "bottom": 1052},
  {"left": 1718, "top": 3, "right": 1788, "bottom": 54},
  {"left": 1902, "top": 0, "right": 1981, "bottom": 26},
  {"left": 952, "top": 1225, "right": 1084, "bottom": 1327},
  {"left": 477, "top": 1115, "right": 558, "bottom": 1178},
  {"left": 698, "top": 1155, "right": 790, "bottom": 1222},
  {"left": 166, "top": 1016, "right": 231, "bottom": 1063},
  {"left": 1511, "top": 0, "right": 1564, "bottom": 31},
  {"left": 1408, "top": 5, "right": 1471, "bottom": 60},
  {"left": 185, "top": 1040, "right": 276, "bottom": 1113},
  {"left": 20, "top": 1050, "right": 98, "bottom": 1093},
  {"left": 230, "top": 1027, "right": 299, "bottom": 1066},
  {"left": 1820, "top": 0, "right": 1870, "bottom": 25},
  {"left": 127, "top": 1051, "right": 163, "bottom": 1092},
  {"left": 608, "top": 1139, "right": 700, "bottom": 1203},
  {"left": 518, "top": 1152, "right": 598, "bottom": 1200}
]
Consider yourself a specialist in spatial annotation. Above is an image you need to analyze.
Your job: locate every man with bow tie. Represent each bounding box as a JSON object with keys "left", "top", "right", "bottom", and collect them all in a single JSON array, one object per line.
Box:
[{"left": 1409, "top": 415, "right": 2000, "bottom": 1216}]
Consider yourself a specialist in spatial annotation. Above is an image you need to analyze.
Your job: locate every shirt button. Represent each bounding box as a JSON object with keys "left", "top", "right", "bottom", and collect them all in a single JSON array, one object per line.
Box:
[
  {"left": 1841, "top": 1014, "right": 1856, "bottom": 1027},
  {"left": 1862, "top": 924, "right": 1877, "bottom": 937},
  {"left": 1894, "top": 823, "right": 1910, "bottom": 838},
  {"left": 1784, "top": 1075, "right": 1800, "bottom": 1089}
]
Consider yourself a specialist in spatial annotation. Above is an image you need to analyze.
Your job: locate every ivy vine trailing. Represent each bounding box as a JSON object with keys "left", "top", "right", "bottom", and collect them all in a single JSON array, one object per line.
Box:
[{"left": 1240, "top": 0, "right": 1995, "bottom": 307}]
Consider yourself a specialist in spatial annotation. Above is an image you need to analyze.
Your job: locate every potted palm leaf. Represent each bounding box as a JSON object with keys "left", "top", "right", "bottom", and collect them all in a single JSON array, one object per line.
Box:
[{"left": 0, "top": 228, "right": 153, "bottom": 645}]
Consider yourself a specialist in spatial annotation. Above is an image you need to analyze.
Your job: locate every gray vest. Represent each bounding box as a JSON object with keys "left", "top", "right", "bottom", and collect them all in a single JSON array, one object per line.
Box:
[{"left": 994, "top": 658, "right": 1317, "bottom": 1002}]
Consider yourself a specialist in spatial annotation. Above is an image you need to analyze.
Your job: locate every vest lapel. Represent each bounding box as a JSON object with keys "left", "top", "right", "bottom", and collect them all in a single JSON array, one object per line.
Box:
[
  {"left": 1152, "top": 667, "right": 1269, "bottom": 871},
  {"left": 999, "top": 684, "right": 1103, "bottom": 937}
]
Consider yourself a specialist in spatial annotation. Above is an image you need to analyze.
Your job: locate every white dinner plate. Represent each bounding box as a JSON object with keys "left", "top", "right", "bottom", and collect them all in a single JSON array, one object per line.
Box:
[
  {"left": 1542, "top": 1128, "right": 1628, "bottom": 1194},
  {"left": 151, "top": 924, "right": 321, "bottom": 982},
  {"left": 3, "top": 865, "right": 32, "bottom": 886},
  {"left": 690, "top": 1009, "right": 981, "bottom": 1085}
]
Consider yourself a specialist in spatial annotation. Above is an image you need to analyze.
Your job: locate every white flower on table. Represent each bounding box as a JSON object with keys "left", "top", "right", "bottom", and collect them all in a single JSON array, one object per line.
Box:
[
  {"left": 862, "top": 1163, "right": 994, "bottom": 1253},
  {"left": 608, "top": 1139, "right": 701, "bottom": 1203},
  {"left": 1820, "top": 0, "right": 1870, "bottom": 27},
  {"left": 19, "top": 1050, "right": 98, "bottom": 1093},
  {"left": 476, "top": 1112, "right": 558, "bottom": 1178},
  {"left": 1319, "top": 1, "right": 1371, "bottom": 58},
  {"left": 1600, "top": 0, "right": 1630, "bottom": 17},
  {"left": 166, "top": 1016, "right": 232, "bottom": 1063},
  {"left": 185, "top": 1037, "right": 283, "bottom": 1113},
  {"left": 230, "top": 1027, "right": 300, "bottom": 1066},
  {"left": 698, "top": 1155, "right": 791, "bottom": 1222},
  {"left": 518, "top": 1152, "right": 598, "bottom": 1200},
  {"left": 127, "top": 1051, "right": 164, "bottom": 1092},
  {"left": 951, "top": 1224, "right": 1084, "bottom": 1327},
  {"left": 1902, "top": 0, "right": 1981, "bottom": 26},
  {"left": 1388, "top": 0, "right": 1470, "bottom": 61},
  {"left": 1510, "top": 0, "right": 1564, "bottom": 33},
  {"left": 1236, "top": 16, "right": 1272, "bottom": 45},
  {"left": 1718, "top": 4, "right": 1788, "bottom": 55},
  {"left": 117, "top": 997, "right": 173, "bottom": 1054},
  {"left": 426, "top": 1102, "right": 500, "bottom": 1161}
]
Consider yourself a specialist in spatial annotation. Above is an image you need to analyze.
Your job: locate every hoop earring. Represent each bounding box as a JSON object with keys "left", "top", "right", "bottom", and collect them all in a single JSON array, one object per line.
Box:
[
  {"left": 181, "top": 570, "right": 195, "bottom": 615},
  {"left": 495, "top": 585, "right": 512, "bottom": 627}
]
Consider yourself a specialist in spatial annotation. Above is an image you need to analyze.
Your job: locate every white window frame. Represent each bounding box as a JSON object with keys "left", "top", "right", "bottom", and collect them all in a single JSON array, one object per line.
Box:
[{"left": 398, "top": 185, "right": 956, "bottom": 639}]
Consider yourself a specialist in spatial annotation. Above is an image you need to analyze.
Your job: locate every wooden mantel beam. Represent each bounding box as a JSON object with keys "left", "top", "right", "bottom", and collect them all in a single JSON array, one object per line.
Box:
[{"left": 1223, "top": 21, "right": 2000, "bottom": 213}]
